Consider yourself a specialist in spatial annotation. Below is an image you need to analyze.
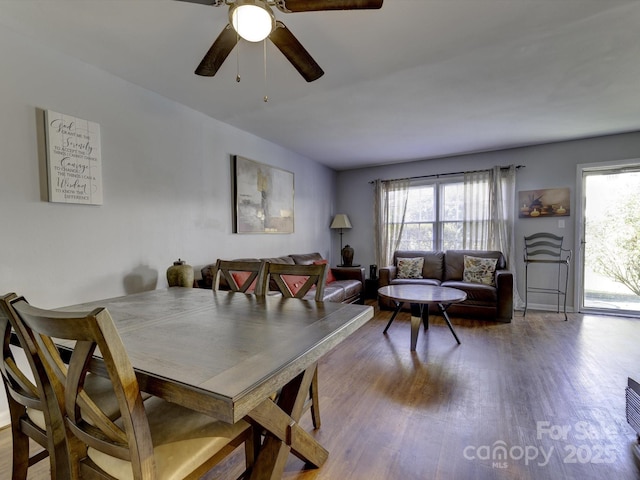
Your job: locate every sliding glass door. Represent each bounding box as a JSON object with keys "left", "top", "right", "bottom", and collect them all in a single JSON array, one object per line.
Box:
[{"left": 579, "top": 162, "right": 640, "bottom": 315}]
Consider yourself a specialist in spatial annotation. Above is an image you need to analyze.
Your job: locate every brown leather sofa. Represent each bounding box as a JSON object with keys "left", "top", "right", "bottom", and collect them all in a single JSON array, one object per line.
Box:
[
  {"left": 378, "top": 250, "right": 513, "bottom": 322},
  {"left": 199, "top": 252, "right": 364, "bottom": 304}
]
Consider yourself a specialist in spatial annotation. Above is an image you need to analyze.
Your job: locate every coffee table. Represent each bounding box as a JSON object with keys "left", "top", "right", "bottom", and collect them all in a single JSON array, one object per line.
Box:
[{"left": 378, "top": 284, "right": 466, "bottom": 350}]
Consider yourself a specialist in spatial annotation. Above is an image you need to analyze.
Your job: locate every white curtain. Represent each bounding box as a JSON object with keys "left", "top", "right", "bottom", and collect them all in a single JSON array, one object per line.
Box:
[
  {"left": 464, "top": 165, "right": 523, "bottom": 308},
  {"left": 374, "top": 178, "right": 409, "bottom": 268}
]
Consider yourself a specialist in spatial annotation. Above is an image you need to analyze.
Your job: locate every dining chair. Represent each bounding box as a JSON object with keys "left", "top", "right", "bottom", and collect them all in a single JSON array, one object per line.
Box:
[
  {"left": 212, "top": 259, "right": 266, "bottom": 295},
  {"left": 1, "top": 293, "right": 137, "bottom": 479},
  {"left": 10, "top": 297, "right": 256, "bottom": 480},
  {"left": 1, "top": 292, "right": 62, "bottom": 479},
  {"left": 262, "top": 261, "right": 329, "bottom": 429}
]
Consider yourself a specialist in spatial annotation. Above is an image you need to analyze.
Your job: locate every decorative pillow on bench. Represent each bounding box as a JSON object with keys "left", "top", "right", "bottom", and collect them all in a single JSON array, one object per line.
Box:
[
  {"left": 463, "top": 255, "right": 497, "bottom": 286},
  {"left": 397, "top": 257, "right": 424, "bottom": 279}
]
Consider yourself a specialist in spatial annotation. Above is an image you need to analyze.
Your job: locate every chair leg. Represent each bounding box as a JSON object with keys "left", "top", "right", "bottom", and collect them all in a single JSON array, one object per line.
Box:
[
  {"left": 309, "top": 367, "right": 321, "bottom": 429},
  {"left": 11, "top": 422, "right": 30, "bottom": 480}
]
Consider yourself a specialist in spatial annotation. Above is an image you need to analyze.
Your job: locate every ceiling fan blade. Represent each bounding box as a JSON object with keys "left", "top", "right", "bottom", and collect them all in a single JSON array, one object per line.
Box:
[
  {"left": 269, "top": 21, "right": 324, "bottom": 82},
  {"left": 195, "top": 24, "right": 238, "bottom": 76},
  {"left": 276, "top": 0, "right": 383, "bottom": 13}
]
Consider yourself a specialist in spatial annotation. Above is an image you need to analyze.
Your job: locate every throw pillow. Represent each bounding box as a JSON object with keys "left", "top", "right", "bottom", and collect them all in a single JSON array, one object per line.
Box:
[
  {"left": 397, "top": 257, "right": 424, "bottom": 279},
  {"left": 282, "top": 275, "right": 310, "bottom": 296},
  {"left": 463, "top": 255, "right": 498, "bottom": 286},
  {"left": 312, "top": 259, "right": 336, "bottom": 284},
  {"left": 231, "top": 271, "right": 257, "bottom": 293}
]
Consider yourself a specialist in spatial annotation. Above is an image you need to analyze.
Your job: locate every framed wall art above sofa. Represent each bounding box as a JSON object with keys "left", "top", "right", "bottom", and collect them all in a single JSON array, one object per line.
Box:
[{"left": 232, "top": 155, "right": 294, "bottom": 234}]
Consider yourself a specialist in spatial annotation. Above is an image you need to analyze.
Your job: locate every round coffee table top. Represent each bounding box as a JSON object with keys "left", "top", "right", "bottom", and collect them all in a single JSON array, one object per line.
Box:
[{"left": 378, "top": 284, "right": 467, "bottom": 305}]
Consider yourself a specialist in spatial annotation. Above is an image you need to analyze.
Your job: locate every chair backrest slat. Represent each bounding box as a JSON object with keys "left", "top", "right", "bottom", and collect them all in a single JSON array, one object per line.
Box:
[
  {"left": 1, "top": 293, "right": 43, "bottom": 406},
  {"left": 524, "top": 232, "right": 571, "bottom": 262}
]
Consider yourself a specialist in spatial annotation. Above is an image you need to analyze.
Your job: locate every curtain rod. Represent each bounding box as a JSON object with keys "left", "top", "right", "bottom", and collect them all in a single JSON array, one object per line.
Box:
[{"left": 368, "top": 165, "right": 525, "bottom": 184}]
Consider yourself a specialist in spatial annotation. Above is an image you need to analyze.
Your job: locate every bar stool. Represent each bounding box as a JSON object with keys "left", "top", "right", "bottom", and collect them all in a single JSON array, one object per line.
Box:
[{"left": 524, "top": 232, "right": 572, "bottom": 320}]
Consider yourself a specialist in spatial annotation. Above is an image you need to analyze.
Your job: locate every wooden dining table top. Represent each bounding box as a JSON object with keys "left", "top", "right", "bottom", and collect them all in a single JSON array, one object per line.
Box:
[{"left": 58, "top": 287, "right": 374, "bottom": 424}]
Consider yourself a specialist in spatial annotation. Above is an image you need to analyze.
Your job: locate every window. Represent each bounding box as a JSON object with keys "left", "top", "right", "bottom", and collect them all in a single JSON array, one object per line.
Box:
[{"left": 394, "top": 178, "right": 465, "bottom": 251}]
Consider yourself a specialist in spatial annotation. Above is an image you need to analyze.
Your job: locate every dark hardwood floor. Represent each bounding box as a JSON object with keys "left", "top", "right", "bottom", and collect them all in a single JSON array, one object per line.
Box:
[{"left": 3, "top": 301, "right": 640, "bottom": 479}]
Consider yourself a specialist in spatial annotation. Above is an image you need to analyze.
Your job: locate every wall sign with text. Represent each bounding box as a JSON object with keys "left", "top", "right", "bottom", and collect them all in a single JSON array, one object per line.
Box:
[{"left": 45, "top": 110, "right": 103, "bottom": 205}]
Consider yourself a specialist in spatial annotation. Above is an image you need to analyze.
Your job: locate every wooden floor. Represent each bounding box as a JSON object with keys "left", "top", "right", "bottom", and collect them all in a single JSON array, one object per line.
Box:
[{"left": 3, "top": 301, "right": 640, "bottom": 480}]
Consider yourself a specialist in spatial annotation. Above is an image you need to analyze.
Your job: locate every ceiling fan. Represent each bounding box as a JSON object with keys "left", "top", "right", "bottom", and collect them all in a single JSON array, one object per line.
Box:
[{"left": 178, "top": 0, "right": 383, "bottom": 82}]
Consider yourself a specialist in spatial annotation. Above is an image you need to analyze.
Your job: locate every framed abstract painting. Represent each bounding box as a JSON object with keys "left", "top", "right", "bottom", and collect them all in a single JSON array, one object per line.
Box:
[{"left": 232, "top": 155, "right": 294, "bottom": 233}]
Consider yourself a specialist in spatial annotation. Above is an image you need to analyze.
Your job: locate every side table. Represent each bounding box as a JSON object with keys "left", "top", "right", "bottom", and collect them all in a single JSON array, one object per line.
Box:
[{"left": 365, "top": 278, "right": 379, "bottom": 300}]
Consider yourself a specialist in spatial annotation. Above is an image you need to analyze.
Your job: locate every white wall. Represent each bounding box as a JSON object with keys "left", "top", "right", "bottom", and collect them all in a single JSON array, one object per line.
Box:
[
  {"left": 336, "top": 131, "right": 640, "bottom": 311},
  {"left": 0, "top": 26, "right": 336, "bottom": 425}
]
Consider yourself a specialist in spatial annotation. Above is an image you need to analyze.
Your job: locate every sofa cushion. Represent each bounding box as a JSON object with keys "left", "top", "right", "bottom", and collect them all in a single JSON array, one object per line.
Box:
[
  {"left": 444, "top": 250, "right": 505, "bottom": 281},
  {"left": 397, "top": 257, "right": 424, "bottom": 278},
  {"left": 307, "top": 283, "right": 345, "bottom": 303},
  {"left": 336, "top": 279, "right": 362, "bottom": 299},
  {"left": 289, "top": 252, "right": 323, "bottom": 265},
  {"left": 442, "top": 281, "right": 498, "bottom": 305},
  {"left": 260, "top": 256, "right": 295, "bottom": 265},
  {"left": 463, "top": 255, "right": 498, "bottom": 286},
  {"left": 394, "top": 250, "right": 445, "bottom": 280},
  {"left": 390, "top": 278, "right": 441, "bottom": 287}
]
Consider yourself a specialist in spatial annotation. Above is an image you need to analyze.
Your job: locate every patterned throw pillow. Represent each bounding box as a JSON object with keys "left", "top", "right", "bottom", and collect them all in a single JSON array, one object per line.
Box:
[
  {"left": 397, "top": 257, "right": 424, "bottom": 279},
  {"left": 463, "top": 255, "right": 498, "bottom": 286}
]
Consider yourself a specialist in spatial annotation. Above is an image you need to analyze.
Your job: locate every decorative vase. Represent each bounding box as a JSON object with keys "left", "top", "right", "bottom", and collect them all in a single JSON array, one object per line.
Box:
[
  {"left": 341, "top": 245, "right": 354, "bottom": 267},
  {"left": 167, "top": 259, "right": 194, "bottom": 288},
  {"left": 370, "top": 264, "right": 378, "bottom": 279}
]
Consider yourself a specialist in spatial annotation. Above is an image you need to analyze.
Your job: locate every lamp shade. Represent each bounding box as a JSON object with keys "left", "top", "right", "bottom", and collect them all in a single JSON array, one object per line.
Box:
[{"left": 330, "top": 214, "right": 352, "bottom": 229}]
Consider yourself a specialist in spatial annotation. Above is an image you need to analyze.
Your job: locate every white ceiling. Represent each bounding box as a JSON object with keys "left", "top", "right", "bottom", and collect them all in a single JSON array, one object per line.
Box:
[{"left": 2, "top": 0, "right": 640, "bottom": 171}]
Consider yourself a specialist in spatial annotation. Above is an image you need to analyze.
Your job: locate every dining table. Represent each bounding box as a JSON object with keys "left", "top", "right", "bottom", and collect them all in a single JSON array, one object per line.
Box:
[{"left": 55, "top": 287, "right": 374, "bottom": 480}]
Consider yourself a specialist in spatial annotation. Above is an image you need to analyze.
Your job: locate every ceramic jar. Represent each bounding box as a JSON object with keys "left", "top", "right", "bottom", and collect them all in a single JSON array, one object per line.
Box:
[
  {"left": 341, "top": 245, "right": 354, "bottom": 267},
  {"left": 167, "top": 259, "right": 194, "bottom": 288}
]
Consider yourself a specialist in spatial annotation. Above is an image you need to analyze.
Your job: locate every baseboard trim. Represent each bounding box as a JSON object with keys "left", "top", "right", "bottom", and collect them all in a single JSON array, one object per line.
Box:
[
  {"left": 518, "top": 302, "right": 575, "bottom": 313},
  {"left": 0, "top": 410, "right": 11, "bottom": 429}
]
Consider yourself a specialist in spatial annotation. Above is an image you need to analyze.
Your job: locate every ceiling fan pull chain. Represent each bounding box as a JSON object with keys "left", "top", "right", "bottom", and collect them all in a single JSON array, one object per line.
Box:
[{"left": 263, "top": 39, "right": 268, "bottom": 102}]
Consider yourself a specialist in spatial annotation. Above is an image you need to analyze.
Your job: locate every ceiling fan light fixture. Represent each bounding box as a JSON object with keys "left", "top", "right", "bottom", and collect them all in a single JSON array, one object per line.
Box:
[{"left": 230, "top": 1, "right": 275, "bottom": 42}]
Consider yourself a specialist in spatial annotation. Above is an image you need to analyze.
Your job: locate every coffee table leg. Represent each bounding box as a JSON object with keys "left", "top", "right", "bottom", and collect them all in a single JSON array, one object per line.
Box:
[
  {"left": 410, "top": 303, "right": 425, "bottom": 351},
  {"left": 438, "top": 303, "right": 461, "bottom": 345},
  {"left": 422, "top": 303, "right": 429, "bottom": 330},
  {"left": 383, "top": 300, "right": 403, "bottom": 333}
]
